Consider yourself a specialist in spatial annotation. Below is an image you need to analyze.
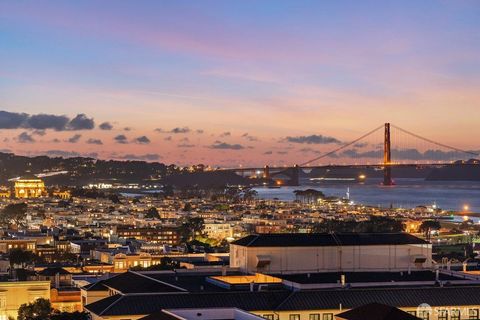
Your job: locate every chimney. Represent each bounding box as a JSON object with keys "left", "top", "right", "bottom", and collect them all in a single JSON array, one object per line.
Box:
[
  {"left": 340, "top": 274, "right": 346, "bottom": 287},
  {"left": 249, "top": 281, "right": 254, "bottom": 292},
  {"left": 435, "top": 269, "right": 440, "bottom": 281}
]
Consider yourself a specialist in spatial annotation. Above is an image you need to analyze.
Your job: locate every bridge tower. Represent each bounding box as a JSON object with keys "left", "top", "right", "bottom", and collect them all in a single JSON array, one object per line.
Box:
[
  {"left": 290, "top": 164, "right": 300, "bottom": 186},
  {"left": 263, "top": 165, "right": 270, "bottom": 181},
  {"left": 383, "top": 123, "right": 393, "bottom": 186}
]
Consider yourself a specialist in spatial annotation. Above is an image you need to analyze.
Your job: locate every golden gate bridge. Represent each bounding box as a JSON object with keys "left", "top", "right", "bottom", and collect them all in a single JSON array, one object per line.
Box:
[{"left": 220, "top": 123, "right": 479, "bottom": 186}]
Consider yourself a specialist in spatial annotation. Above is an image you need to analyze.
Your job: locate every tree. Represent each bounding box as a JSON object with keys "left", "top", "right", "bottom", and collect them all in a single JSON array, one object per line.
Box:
[
  {"left": 18, "top": 299, "right": 89, "bottom": 320},
  {"left": 9, "top": 248, "right": 42, "bottom": 269},
  {"left": 242, "top": 188, "right": 258, "bottom": 203},
  {"left": 18, "top": 298, "right": 52, "bottom": 320},
  {"left": 420, "top": 220, "right": 441, "bottom": 240},
  {"left": 1, "top": 203, "right": 28, "bottom": 227},
  {"left": 183, "top": 203, "right": 192, "bottom": 212},
  {"left": 145, "top": 207, "right": 160, "bottom": 219},
  {"left": 180, "top": 217, "right": 205, "bottom": 242}
]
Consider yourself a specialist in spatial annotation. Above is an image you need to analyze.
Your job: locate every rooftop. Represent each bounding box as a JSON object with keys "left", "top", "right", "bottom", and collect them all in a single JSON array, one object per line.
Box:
[{"left": 231, "top": 233, "right": 429, "bottom": 247}]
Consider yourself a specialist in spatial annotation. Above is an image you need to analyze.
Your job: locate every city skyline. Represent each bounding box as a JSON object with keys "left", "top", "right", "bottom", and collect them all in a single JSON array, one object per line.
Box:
[{"left": 1, "top": 1, "right": 480, "bottom": 166}]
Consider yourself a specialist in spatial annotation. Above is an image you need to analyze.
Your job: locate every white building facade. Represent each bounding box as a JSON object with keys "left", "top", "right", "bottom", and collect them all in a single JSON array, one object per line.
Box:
[{"left": 230, "top": 233, "right": 432, "bottom": 274}]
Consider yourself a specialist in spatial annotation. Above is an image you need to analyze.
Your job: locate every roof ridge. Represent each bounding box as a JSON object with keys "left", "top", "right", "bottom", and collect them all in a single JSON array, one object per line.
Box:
[
  {"left": 246, "top": 234, "right": 260, "bottom": 246},
  {"left": 131, "top": 271, "right": 188, "bottom": 292},
  {"left": 99, "top": 295, "right": 124, "bottom": 316},
  {"left": 273, "top": 290, "right": 296, "bottom": 311}
]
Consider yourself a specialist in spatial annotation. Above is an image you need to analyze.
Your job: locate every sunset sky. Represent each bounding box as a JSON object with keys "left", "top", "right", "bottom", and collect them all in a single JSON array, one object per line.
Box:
[{"left": 1, "top": 1, "right": 479, "bottom": 167}]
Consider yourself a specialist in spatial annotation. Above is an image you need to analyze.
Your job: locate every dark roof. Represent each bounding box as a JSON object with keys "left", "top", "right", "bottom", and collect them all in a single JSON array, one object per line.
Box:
[
  {"left": 276, "top": 286, "right": 480, "bottom": 310},
  {"left": 335, "top": 303, "right": 420, "bottom": 320},
  {"left": 82, "top": 281, "right": 109, "bottom": 291},
  {"left": 231, "top": 233, "right": 429, "bottom": 247},
  {"left": 278, "top": 271, "right": 459, "bottom": 284},
  {"left": 85, "top": 286, "right": 480, "bottom": 317},
  {"left": 85, "top": 291, "right": 290, "bottom": 316},
  {"left": 137, "top": 311, "right": 184, "bottom": 320},
  {"left": 101, "top": 271, "right": 186, "bottom": 294},
  {"left": 38, "top": 267, "right": 70, "bottom": 276}
]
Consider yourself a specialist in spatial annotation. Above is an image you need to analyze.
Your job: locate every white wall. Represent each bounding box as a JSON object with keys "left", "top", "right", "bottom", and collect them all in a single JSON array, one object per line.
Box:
[{"left": 230, "top": 244, "right": 432, "bottom": 273}]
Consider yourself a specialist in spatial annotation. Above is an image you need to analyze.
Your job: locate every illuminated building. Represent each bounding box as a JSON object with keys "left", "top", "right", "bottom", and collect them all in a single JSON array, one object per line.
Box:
[
  {"left": 0, "top": 187, "right": 10, "bottom": 198},
  {"left": 0, "top": 280, "right": 50, "bottom": 320},
  {"left": 14, "top": 178, "right": 46, "bottom": 198}
]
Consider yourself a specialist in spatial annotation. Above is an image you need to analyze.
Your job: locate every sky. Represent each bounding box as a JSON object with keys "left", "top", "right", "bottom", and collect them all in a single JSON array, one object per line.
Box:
[{"left": 1, "top": 0, "right": 479, "bottom": 167}]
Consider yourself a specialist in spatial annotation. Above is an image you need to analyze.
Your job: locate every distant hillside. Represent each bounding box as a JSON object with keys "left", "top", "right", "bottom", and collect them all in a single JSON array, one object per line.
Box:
[
  {"left": 0, "top": 152, "right": 252, "bottom": 187},
  {"left": 426, "top": 159, "right": 480, "bottom": 181},
  {"left": 0, "top": 152, "right": 171, "bottom": 186}
]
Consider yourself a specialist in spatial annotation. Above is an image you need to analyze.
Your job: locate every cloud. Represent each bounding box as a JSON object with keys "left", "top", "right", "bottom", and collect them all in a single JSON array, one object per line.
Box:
[
  {"left": 44, "top": 150, "right": 81, "bottom": 158},
  {"left": 17, "top": 132, "right": 35, "bottom": 143},
  {"left": 155, "top": 127, "right": 191, "bottom": 134},
  {"left": 336, "top": 148, "right": 469, "bottom": 161},
  {"left": 86, "top": 138, "right": 103, "bottom": 145},
  {"left": 196, "top": 129, "right": 204, "bottom": 134},
  {"left": 67, "top": 134, "right": 82, "bottom": 143},
  {"left": 171, "top": 127, "right": 190, "bottom": 134},
  {"left": 264, "top": 151, "right": 273, "bottom": 155},
  {"left": 68, "top": 114, "right": 95, "bottom": 130},
  {"left": 32, "top": 129, "right": 46, "bottom": 136},
  {"left": 0, "top": 148, "right": 12, "bottom": 153},
  {"left": 220, "top": 132, "right": 231, "bottom": 137},
  {"left": 0, "top": 110, "right": 96, "bottom": 131},
  {"left": 114, "top": 134, "right": 128, "bottom": 144},
  {"left": 353, "top": 142, "right": 369, "bottom": 148},
  {"left": 116, "top": 153, "right": 161, "bottom": 161},
  {"left": 27, "top": 113, "right": 69, "bottom": 130},
  {"left": 124, "top": 127, "right": 132, "bottom": 131},
  {"left": 0, "top": 111, "right": 29, "bottom": 129},
  {"left": 99, "top": 122, "right": 113, "bottom": 130},
  {"left": 178, "top": 143, "right": 195, "bottom": 148},
  {"left": 134, "top": 135, "right": 151, "bottom": 144},
  {"left": 164, "top": 136, "right": 172, "bottom": 141},
  {"left": 241, "top": 133, "right": 259, "bottom": 142},
  {"left": 277, "top": 151, "right": 288, "bottom": 155},
  {"left": 299, "top": 147, "right": 322, "bottom": 154},
  {"left": 209, "top": 141, "right": 245, "bottom": 150},
  {"left": 284, "top": 134, "right": 341, "bottom": 144}
]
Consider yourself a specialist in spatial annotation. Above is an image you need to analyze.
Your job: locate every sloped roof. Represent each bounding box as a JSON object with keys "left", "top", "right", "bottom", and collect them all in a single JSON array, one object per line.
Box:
[
  {"left": 85, "top": 286, "right": 480, "bottom": 317},
  {"left": 231, "top": 233, "right": 428, "bottom": 247},
  {"left": 335, "top": 303, "right": 420, "bottom": 320}
]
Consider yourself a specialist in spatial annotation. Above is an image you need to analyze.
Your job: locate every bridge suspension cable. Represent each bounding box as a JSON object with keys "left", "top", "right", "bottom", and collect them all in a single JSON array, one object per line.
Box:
[
  {"left": 391, "top": 124, "right": 479, "bottom": 157},
  {"left": 299, "top": 124, "right": 385, "bottom": 167}
]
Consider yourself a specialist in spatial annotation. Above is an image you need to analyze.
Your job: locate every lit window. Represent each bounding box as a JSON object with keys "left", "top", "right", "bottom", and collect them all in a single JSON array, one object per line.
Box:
[
  {"left": 289, "top": 315, "right": 300, "bottom": 320},
  {"left": 309, "top": 314, "right": 320, "bottom": 320},
  {"left": 469, "top": 309, "right": 479, "bottom": 319},
  {"left": 418, "top": 311, "right": 430, "bottom": 320},
  {"left": 438, "top": 310, "right": 448, "bottom": 320},
  {"left": 322, "top": 314, "right": 333, "bottom": 320},
  {"left": 451, "top": 309, "right": 461, "bottom": 320}
]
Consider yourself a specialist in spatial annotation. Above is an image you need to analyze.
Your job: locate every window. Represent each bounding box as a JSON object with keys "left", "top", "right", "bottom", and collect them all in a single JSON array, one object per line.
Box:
[
  {"left": 469, "top": 309, "right": 480, "bottom": 319},
  {"left": 0, "top": 294, "right": 6, "bottom": 310},
  {"left": 451, "top": 309, "right": 460, "bottom": 320},
  {"left": 418, "top": 311, "right": 429, "bottom": 320},
  {"left": 309, "top": 314, "right": 320, "bottom": 320},
  {"left": 322, "top": 314, "right": 333, "bottom": 320},
  {"left": 438, "top": 310, "right": 448, "bottom": 320},
  {"left": 289, "top": 314, "right": 300, "bottom": 320},
  {"left": 263, "top": 315, "right": 275, "bottom": 320}
]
